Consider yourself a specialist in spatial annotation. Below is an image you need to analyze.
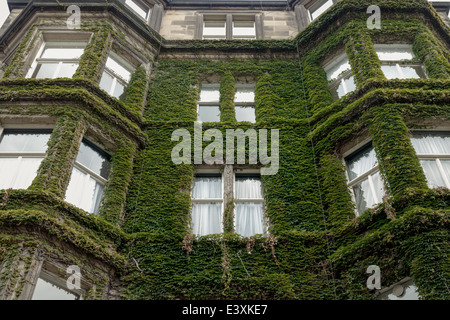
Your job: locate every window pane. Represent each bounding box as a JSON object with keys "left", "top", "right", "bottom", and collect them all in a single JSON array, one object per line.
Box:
[
  {"left": 99, "top": 71, "right": 114, "bottom": 94},
  {"left": 112, "top": 82, "right": 125, "bottom": 99},
  {"left": 65, "top": 166, "right": 105, "bottom": 214},
  {"left": 32, "top": 277, "right": 78, "bottom": 300},
  {"left": 441, "top": 160, "right": 450, "bottom": 186},
  {"left": 57, "top": 63, "right": 78, "bottom": 78},
  {"left": 411, "top": 133, "right": 450, "bottom": 155},
  {"left": 40, "top": 42, "right": 86, "bottom": 60},
  {"left": 326, "top": 55, "right": 351, "bottom": 81},
  {"left": 235, "top": 202, "right": 264, "bottom": 237},
  {"left": 234, "top": 86, "right": 255, "bottom": 103},
  {"left": 192, "top": 176, "right": 222, "bottom": 199},
  {"left": 310, "top": 0, "right": 333, "bottom": 20},
  {"left": 400, "top": 66, "right": 422, "bottom": 79},
  {"left": 125, "top": 0, "right": 149, "bottom": 20},
  {"left": 383, "top": 284, "right": 420, "bottom": 300},
  {"left": 0, "top": 157, "right": 43, "bottom": 190},
  {"left": 346, "top": 145, "right": 378, "bottom": 181},
  {"left": 203, "top": 21, "right": 226, "bottom": 38},
  {"left": 235, "top": 176, "right": 262, "bottom": 199},
  {"left": 376, "top": 45, "right": 414, "bottom": 61},
  {"left": 420, "top": 159, "right": 447, "bottom": 188},
  {"left": 198, "top": 106, "right": 220, "bottom": 122},
  {"left": 105, "top": 53, "right": 134, "bottom": 83},
  {"left": 232, "top": 21, "right": 256, "bottom": 39},
  {"left": 235, "top": 106, "right": 256, "bottom": 123},
  {"left": 333, "top": 75, "right": 356, "bottom": 99},
  {"left": 352, "top": 177, "right": 380, "bottom": 214},
  {"left": 34, "top": 63, "right": 59, "bottom": 79},
  {"left": 191, "top": 202, "right": 222, "bottom": 236},
  {"left": 200, "top": 85, "right": 220, "bottom": 102},
  {"left": 381, "top": 65, "right": 401, "bottom": 80},
  {"left": 76, "top": 140, "right": 111, "bottom": 179},
  {"left": 0, "top": 131, "right": 51, "bottom": 152}
]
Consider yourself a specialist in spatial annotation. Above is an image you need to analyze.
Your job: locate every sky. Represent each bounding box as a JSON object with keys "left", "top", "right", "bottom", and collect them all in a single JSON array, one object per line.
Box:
[{"left": 0, "top": 0, "right": 9, "bottom": 30}]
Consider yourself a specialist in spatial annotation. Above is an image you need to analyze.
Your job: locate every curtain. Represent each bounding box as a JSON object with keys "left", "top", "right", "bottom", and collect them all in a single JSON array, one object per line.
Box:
[
  {"left": 235, "top": 177, "right": 262, "bottom": 199},
  {"left": 420, "top": 160, "right": 446, "bottom": 188},
  {"left": 235, "top": 202, "right": 264, "bottom": 237},
  {"left": 411, "top": 134, "right": 450, "bottom": 155},
  {"left": 0, "top": 157, "right": 42, "bottom": 190},
  {"left": 65, "top": 167, "right": 104, "bottom": 214},
  {"left": 191, "top": 202, "right": 222, "bottom": 236},
  {"left": 192, "top": 177, "right": 222, "bottom": 199},
  {"left": 346, "top": 146, "right": 378, "bottom": 181},
  {"left": 353, "top": 171, "right": 384, "bottom": 215}
]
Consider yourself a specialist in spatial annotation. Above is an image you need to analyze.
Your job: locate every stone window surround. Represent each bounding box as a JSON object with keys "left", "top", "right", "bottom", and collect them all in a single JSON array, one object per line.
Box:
[
  {"left": 294, "top": 0, "right": 339, "bottom": 31},
  {"left": 194, "top": 11, "right": 264, "bottom": 40},
  {"left": 192, "top": 165, "right": 267, "bottom": 235},
  {"left": 121, "top": 0, "right": 164, "bottom": 32}
]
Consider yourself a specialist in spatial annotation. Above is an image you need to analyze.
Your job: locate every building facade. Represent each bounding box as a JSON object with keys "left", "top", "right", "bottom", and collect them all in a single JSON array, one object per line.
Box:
[{"left": 0, "top": 0, "right": 449, "bottom": 300}]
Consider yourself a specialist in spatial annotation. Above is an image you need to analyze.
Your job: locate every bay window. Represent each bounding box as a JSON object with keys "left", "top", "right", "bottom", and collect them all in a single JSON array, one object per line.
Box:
[
  {"left": 0, "top": 129, "right": 51, "bottom": 190},
  {"left": 324, "top": 52, "right": 356, "bottom": 100},
  {"left": 411, "top": 131, "right": 450, "bottom": 189},
  {"left": 375, "top": 44, "right": 427, "bottom": 80},
  {"left": 234, "top": 175, "right": 265, "bottom": 237},
  {"left": 191, "top": 174, "right": 223, "bottom": 236},
  {"left": 65, "top": 139, "right": 111, "bottom": 215},
  {"left": 345, "top": 144, "right": 385, "bottom": 216}
]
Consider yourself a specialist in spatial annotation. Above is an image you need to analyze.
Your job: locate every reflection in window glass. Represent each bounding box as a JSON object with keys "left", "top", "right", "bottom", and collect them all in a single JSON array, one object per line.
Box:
[
  {"left": 324, "top": 53, "right": 356, "bottom": 100},
  {"left": 99, "top": 52, "right": 135, "bottom": 99},
  {"left": 310, "top": 0, "right": 334, "bottom": 21},
  {"left": 198, "top": 84, "right": 221, "bottom": 122}
]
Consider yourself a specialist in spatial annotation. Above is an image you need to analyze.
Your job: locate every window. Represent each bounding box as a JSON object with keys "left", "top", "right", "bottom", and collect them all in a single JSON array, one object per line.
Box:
[
  {"left": 26, "top": 40, "right": 87, "bottom": 79},
  {"left": 378, "top": 278, "right": 420, "bottom": 300},
  {"left": 65, "top": 139, "right": 111, "bottom": 215},
  {"left": 324, "top": 52, "right": 356, "bottom": 100},
  {"left": 203, "top": 17, "right": 227, "bottom": 40},
  {"left": 0, "top": 129, "right": 51, "bottom": 190},
  {"left": 345, "top": 144, "right": 385, "bottom": 216},
  {"left": 234, "top": 83, "right": 256, "bottom": 123},
  {"left": 232, "top": 19, "right": 256, "bottom": 39},
  {"left": 309, "top": 0, "right": 334, "bottom": 21},
  {"left": 375, "top": 44, "right": 427, "bottom": 80},
  {"left": 125, "top": 0, "right": 152, "bottom": 21},
  {"left": 99, "top": 51, "right": 136, "bottom": 99},
  {"left": 411, "top": 132, "right": 450, "bottom": 189},
  {"left": 31, "top": 269, "right": 81, "bottom": 300},
  {"left": 198, "top": 83, "right": 221, "bottom": 122},
  {"left": 200, "top": 14, "right": 259, "bottom": 40},
  {"left": 191, "top": 174, "right": 223, "bottom": 236},
  {"left": 234, "top": 175, "right": 265, "bottom": 237}
]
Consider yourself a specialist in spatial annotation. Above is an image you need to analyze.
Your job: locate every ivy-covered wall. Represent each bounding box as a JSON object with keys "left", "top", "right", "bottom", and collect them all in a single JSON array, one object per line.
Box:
[{"left": 0, "top": 0, "right": 449, "bottom": 300}]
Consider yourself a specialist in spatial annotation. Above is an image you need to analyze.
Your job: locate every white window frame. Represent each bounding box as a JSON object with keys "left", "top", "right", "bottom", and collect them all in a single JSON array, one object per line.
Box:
[
  {"left": 233, "top": 172, "right": 267, "bottom": 236},
  {"left": 411, "top": 131, "right": 450, "bottom": 189},
  {"left": 232, "top": 20, "right": 256, "bottom": 40},
  {"left": 344, "top": 141, "right": 385, "bottom": 217},
  {"left": 65, "top": 138, "right": 111, "bottom": 215},
  {"left": 374, "top": 44, "right": 427, "bottom": 80},
  {"left": 323, "top": 51, "right": 356, "bottom": 100},
  {"left": 234, "top": 83, "right": 256, "bottom": 123},
  {"left": 197, "top": 83, "right": 221, "bottom": 123},
  {"left": 0, "top": 127, "right": 52, "bottom": 190},
  {"left": 100, "top": 51, "right": 136, "bottom": 98},
  {"left": 308, "top": 0, "right": 335, "bottom": 22},
  {"left": 191, "top": 172, "right": 224, "bottom": 236},
  {"left": 125, "top": 0, "right": 152, "bottom": 22},
  {"left": 31, "top": 269, "right": 83, "bottom": 300},
  {"left": 200, "top": 14, "right": 259, "bottom": 40}
]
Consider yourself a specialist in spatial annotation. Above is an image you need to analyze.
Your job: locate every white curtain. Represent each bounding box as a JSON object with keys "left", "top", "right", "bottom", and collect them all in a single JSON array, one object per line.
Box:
[
  {"left": 192, "top": 177, "right": 222, "bottom": 199},
  {"left": 346, "top": 147, "right": 378, "bottom": 181},
  {"left": 65, "top": 167, "right": 104, "bottom": 214},
  {"left": 420, "top": 160, "right": 447, "bottom": 188},
  {"left": 411, "top": 134, "right": 450, "bottom": 155},
  {"left": 0, "top": 157, "right": 42, "bottom": 190},
  {"left": 235, "top": 202, "right": 264, "bottom": 237},
  {"left": 235, "top": 177, "right": 262, "bottom": 199},
  {"left": 353, "top": 171, "right": 383, "bottom": 215},
  {"left": 191, "top": 202, "right": 222, "bottom": 236}
]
